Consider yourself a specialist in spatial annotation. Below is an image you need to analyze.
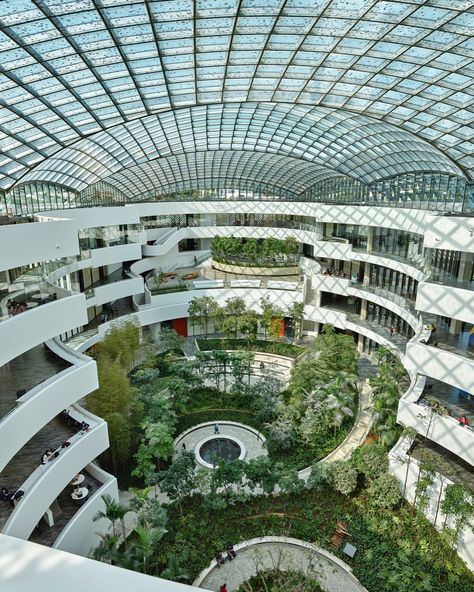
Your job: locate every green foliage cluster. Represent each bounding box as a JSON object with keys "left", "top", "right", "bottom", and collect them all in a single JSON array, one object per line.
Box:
[
  {"left": 86, "top": 320, "right": 143, "bottom": 474},
  {"left": 369, "top": 347, "right": 409, "bottom": 448},
  {"left": 236, "top": 569, "right": 325, "bottom": 592},
  {"left": 264, "top": 325, "right": 360, "bottom": 469},
  {"left": 153, "top": 484, "right": 474, "bottom": 592},
  {"left": 198, "top": 338, "right": 304, "bottom": 357},
  {"left": 211, "top": 235, "right": 299, "bottom": 266},
  {"left": 188, "top": 294, "right": 304, "bottom": 343}
]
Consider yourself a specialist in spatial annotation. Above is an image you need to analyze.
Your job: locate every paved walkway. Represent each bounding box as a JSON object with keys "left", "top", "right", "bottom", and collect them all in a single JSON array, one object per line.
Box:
[
  {"left": 298, "top": 355, "right": 376, "bottom": 478},
  {"left": 174, "top": 422, "right": 267, "bottom": 468},
  {"left": 195, "top": 537, "right": 368, "bottom": 592}
]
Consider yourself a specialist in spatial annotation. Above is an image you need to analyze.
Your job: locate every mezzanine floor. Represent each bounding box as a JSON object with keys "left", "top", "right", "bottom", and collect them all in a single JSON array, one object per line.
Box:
[
  {"left": 411, "top": 439, "right": 474, "bottom": 491},
  {"left": 423, "top": 378, "right": 474, "bottom": 425},
  {"left": 29, "top": 468, "right": 102, "bottom": 548},
  {"left": 0, "top": 417, "right": 75, "bottom": 530},
  {"left": 0, "top": 344, "right": 70, "bottom": 420}
]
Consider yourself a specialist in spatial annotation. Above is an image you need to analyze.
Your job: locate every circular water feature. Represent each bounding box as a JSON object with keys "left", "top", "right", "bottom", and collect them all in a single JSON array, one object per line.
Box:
[{"left": 195, "top": 434, "right": 246, "bottom": 469}]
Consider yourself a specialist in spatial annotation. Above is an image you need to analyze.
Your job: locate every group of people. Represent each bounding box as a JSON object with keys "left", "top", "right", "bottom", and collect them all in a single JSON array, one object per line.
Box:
[
  {"left": 215, "top": 543, "right": 237, "bottom": 568},
  {"left": 321, "top": 266, "right": 349, "bottom": 279},
  {"left": 6, "top": 299, "right": 26, "bottom": 315},
  {"left": 0, "top": 486, "right": 24, "bottom": 506}
]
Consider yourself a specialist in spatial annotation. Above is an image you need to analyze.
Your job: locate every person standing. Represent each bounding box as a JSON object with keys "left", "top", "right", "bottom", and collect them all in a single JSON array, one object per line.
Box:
[
  {"left": 219, "top": 584, "right": 228, "bottom": 592},
  {"left": 214, "top": 423, "right": 220, "bottom": 435}
]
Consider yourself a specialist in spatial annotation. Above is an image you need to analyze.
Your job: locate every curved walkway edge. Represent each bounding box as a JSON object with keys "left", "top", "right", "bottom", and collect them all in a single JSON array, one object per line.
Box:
[{"left": 193, "top": 536, "right": 368, "bottom": 592}]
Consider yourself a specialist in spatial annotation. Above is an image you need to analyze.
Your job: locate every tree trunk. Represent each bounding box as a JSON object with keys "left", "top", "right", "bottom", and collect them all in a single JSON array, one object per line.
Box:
[{"left": 434, "top": 478, "right": 444, "bottom": 527}]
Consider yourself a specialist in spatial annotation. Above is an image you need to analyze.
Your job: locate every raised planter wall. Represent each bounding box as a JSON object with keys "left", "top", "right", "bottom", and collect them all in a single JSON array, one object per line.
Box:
[{"left": 212, "top": 258, "right": 299, "bottom": 276}]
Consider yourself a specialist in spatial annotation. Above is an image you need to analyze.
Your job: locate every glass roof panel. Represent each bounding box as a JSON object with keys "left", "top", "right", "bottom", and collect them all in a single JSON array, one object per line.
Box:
[{"left": 0, "top": 0, "right": 470, "bottom": 191}]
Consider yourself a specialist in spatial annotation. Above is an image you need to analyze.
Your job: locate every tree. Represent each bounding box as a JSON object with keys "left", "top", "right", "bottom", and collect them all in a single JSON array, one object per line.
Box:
[
  {"left": 160, "top": 555, "right": 189, "bottom": 583},
  {"left": 237, "top": 311, "right": 259, "bottom": 344},
  {"left": 283, "top": 235, "right": 299, "bottom": 256},
  {"left": 242, "top": 238, "right": 260, "bottom": 263},
  {"left": 188, "top": 295, "right": 219, "bottom": 338},
  {"left": 127, "top": 524, "right": 167, "bottom": 574},
  {"left": 93, "top": 494, "right": 131, "bottom": 548},
  {"left": 158, "top": 452, "right": 196, "bottom": 518},
  {"left": 441, "top": 483, "right": 474, "bottom": 547},
  {"left": 367, "top": 473, "right": 402, "bottom": 509},
  {"left": 216, "top": 297, "right": 247, "bottom": 339},
  {"left": 154, "top": 327, "right": 185, "bottom": 354},
  {"left": 289, "top": 302, "right": 304, "bottom": 342},
  {"left": 331, "top": 460, "right": 358, "bottom": 496},
  {"left": 90, "top": 533, "right": 122, "bottom": 566},
  {"left": 351, "top": 442, "right": 388, "bottom": 481},
  {"left": 133, "top": 420, "right": 175, "bottom": 478}
]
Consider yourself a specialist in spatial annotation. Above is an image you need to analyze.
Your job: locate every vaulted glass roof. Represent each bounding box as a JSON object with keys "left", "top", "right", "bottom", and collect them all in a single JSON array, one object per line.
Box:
[
  {"left": 18, "top": 102, "right": 465, "bottom": 191},
  {"left": 102, "top": 149, "right": 347, "bottom": 200},
  {"left": 0, "top": 0, "right": 473, "bottom": 192}
]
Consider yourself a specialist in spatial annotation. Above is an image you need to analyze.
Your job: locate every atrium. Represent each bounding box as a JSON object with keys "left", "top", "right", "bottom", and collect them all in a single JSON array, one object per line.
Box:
[{"left": 0, "top": 1, "right": 474, "bottom": 591}]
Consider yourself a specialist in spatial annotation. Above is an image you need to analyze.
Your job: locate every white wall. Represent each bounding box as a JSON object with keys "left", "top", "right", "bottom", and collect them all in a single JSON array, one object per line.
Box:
[
  {"left": 389, "top": 439, "right": 474, "bottom": 570},
  {"left": 416, "top": 282, "right": 474, "bottom": 324},
  {"left": 424, "top": 214, "right": 474, "bottom": 252},
  {"left": 397, "top": 398, "right": 474, "bottom": 466},
  {"left": 37, "top": 206, "right": 141, "bottom": 230},
  {"left": 405, "top": 342, "right": 474, "bottom": 393},
  {"left": 0, "top": 294, "right": 88, "bottom": 366},
  {"left": 53, "top": 464, "right": 118, "bottom": 556},
  {"left": 88, "top": 277, "right": 144, "bottom": 308},
  {"left": 0, "top": 220, "right": 79, "bottom": 271},
  {"left": 0, "top": 534, "right": 202, "bottom": 592},
  {"left": 90, "top": 243, "right": 142, "bottom": 268},
  {"left": 135, "top": 202, "right": 428, "bottom": 235}
]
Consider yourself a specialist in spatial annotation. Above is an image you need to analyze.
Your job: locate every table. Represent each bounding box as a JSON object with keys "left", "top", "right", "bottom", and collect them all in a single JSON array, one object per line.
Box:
[
  {"left": 71, "top": 487, "right": 88, "bottom": 501},
  {"left": 71, "top": 474, "right": 85, "bottom": 486},
  {"left": 26, "top": 302, "right": 39, "bottom": 309},
  {"left": 31, "top": 293, "right": 50, "bottom": 300}
]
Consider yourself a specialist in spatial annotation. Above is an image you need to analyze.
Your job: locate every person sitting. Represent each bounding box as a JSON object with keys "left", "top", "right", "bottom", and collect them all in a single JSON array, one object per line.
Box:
[
  {"left": 215, "top": 550, "right": 225, "bottom": 568},
  {"left": 458, "top": 416, "right": 470, "bottom": 427},
  {"left": 226, "top": 542, "right": 236, "bottom": 560},
  {"left": 41, "top": 449, "right": 54, "bottom": 464},
  {"left": 0, "top": 487, "right": 14, "bottom": 505}
]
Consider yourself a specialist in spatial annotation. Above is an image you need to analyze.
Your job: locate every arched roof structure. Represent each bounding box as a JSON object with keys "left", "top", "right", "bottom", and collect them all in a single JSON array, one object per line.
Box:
[
  {"left": 16, "top": 103, "right": 466, "bottom": 191},
  {"left": 101, "top": 150, "right": 352, "bottom": 200},
  {"left": 0, "top": 0, "right": 472, "bottom": 196}
]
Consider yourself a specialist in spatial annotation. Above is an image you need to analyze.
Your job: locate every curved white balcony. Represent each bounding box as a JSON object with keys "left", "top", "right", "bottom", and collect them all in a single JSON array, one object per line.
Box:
[
  {"left": 85, "top": 277, "right": 144, "bottom": 308},
  {"left": 405, "top": 341, "right": 474, "bottom": 394},
  {"left": 0, "top": 357, "right": 98, "bottom": 474},
  {"left": 0, "top": 295, "right": 88, "bottom": 367},
  {"left": 2, "top": 408, "right": 108, "bottom": 541},
  {"left": 52, "top": 463, "right": 118, "bottom": 556},
  {"left": 415, "top": 281, "right": 474, "bottom": 325}
]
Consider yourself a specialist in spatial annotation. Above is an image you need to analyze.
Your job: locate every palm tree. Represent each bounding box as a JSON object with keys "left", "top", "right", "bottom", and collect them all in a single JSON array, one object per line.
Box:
[
  {"left": 93, "top": 494, "right": 131, "bottom": 548},
  {"left": 127, "top": 524, "right": 167, "bottom": 574},
  {"left": 160, "top": 555, "right": 189, "bottom": 582},
  {"left": 90, "top": 533, "right": 121, "bottom": 565},
  {"left": 326, "top": 394, "right": 354, "bottom": 437}
]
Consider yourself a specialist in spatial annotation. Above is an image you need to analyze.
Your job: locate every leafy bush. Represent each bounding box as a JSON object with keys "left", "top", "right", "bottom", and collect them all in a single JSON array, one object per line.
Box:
[
  {"left": 331, "top": 460, "right": 358, "bottom": 496},
  {"left": 236, "top": 569, "right": 325, "bottom": 592},
  {"left": 350, "top": 442, "right": 388, "bottom": 481},
  {"left": 367, "top": 473, "right": 402, "bottom": 509}
]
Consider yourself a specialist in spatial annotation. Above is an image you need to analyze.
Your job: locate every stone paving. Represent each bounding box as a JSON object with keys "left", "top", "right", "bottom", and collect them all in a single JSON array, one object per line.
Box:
[
  {"left": 197, "top": 538, "right": 367, "bottom": 592},
  {"left": 175, "top": 422, "right": 267, "bottom": 467}
]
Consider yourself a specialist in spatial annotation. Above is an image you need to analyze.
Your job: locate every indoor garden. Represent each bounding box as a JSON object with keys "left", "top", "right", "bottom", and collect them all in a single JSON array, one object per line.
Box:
[{"left": 85, "top": 318, "right": 474, "bottom": 592}]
